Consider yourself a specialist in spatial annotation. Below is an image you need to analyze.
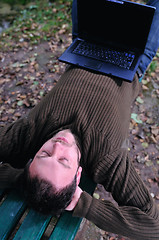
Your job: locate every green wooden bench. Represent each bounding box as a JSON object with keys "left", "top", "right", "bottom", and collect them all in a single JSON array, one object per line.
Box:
[{"left": 0, "top": 175, "right": 96, "bottom": 240}]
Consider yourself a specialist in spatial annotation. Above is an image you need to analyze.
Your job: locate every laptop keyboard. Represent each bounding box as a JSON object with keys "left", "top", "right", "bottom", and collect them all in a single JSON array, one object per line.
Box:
[{"left": 72, "top": 42, "right": 135, "bottom": 69}]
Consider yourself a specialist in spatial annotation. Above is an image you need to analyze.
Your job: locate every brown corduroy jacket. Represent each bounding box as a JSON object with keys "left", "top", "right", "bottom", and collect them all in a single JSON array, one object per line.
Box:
[{"left": 0, "top": 66, "right": 159, "bottom": 239}]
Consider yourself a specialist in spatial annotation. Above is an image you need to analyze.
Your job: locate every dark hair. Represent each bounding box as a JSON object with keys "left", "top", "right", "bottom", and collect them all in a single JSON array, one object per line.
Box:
[{"left": 20, "top": 162, "right": 77, "bottom": 216}]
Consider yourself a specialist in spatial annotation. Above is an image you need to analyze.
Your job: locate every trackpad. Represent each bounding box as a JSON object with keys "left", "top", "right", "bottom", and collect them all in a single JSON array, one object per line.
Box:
[{"left": 84, "top": 59, "right": 102, "bottom": 70}]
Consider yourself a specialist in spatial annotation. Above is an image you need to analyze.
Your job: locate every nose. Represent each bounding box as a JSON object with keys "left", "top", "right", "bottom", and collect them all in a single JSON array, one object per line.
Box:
[
  {"left": 51, "top": 140, "right": 68, "bottom": 158},
  {"left": 51, "top": 141, "right": 61, "bottom": 155}
]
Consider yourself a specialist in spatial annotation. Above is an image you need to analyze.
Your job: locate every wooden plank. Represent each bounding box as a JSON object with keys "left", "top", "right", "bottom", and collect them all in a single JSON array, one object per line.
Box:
[
  {"left": 13, "top": 209, "right": 52, "bottom": 240},
  {"left": 0, "top": 191, "right": 26, "bottom": 240},
  {"left": 0, "top": 175, "right": 96, "bottom": 240},
  {"left": 49, "top": 211, "right": 82, "bottom": 240}
]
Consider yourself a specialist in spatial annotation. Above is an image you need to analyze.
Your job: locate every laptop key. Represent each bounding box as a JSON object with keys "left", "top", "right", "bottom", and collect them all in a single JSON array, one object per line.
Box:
[{"left": 73, "top": 42, "right": 135, "bottom": 70}]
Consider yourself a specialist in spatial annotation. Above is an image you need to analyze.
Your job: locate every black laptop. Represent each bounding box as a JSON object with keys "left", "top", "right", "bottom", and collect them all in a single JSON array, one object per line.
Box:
[{"left": 59, "top": 0, "right": 155, "bottom": 81}]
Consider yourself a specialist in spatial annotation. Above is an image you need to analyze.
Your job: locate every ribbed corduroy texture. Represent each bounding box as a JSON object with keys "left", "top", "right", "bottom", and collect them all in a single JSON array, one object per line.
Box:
[
  {"left": 0, "top": 163, "right": 23, "bottom": 188},
  {"left": 0, "top": 66, "right": 158, "bottom": 239}
]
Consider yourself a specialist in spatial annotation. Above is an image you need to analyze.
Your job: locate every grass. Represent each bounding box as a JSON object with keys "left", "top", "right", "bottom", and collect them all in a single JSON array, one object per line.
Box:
[
  {"left": 1, "top": 0, "right": 30, "bottom": 5},
  {"left": 0, "top": 0, "right": 154, "bottom": 52},
  {"left": 0, "top": 0, "right": 72, "bottom": 51}
]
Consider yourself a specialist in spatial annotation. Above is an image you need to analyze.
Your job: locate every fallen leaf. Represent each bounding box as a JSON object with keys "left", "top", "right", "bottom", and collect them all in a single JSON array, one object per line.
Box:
[
  {"left": 151, "top": 126, "right": 159, "bottom": 136},
  {"left": 142, "top": 142, "right": 149, "bottom": 148},
  {"left": 93, "top": 193, "right": 100, "bottom": 199},
  {"left": 151, "top": 193, "right": 155, "bottom": 198},
  {"left": 136, "top": 96, "right": 144, "bottom": 104},
  {"left": 145, "top": 160, "right": 153, "bottom": 167},
  {"left": 17, "top": 100, "right": 23, "bottom": 106},
  {"left": 150, "top": 135, "right": 157, "bottom": 144},
  {"left": 136, "top": 155, "right": 146, "bottom": 164},
  {"left": 131, "top": 113, "right": 143, "bottom": 124}
]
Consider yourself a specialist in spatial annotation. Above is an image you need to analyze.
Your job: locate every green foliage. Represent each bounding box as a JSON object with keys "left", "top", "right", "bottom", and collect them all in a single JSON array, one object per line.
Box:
[
  {"left": 1, "top": 0, "right": 30, "bottom": 5},
  {"left": 0, "top": 0, "right": 72, "bottom": 50},
  {"left": 148, "top": 60, "right": 158, "bottom": 73}
]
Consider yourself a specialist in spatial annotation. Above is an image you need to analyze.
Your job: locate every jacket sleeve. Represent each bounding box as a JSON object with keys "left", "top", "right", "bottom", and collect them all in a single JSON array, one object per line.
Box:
[
  {"left": 0, "top": 87, "right": 59, "bottom": 188},
  {"left": 0, "top": 116, "right": 32, "bottom": 189},
  {"left": 0, "top": 86, "right": 59, "bottom": 167},
  {"left": 73, "top": 149, "right": 159, "bottom": 240},
  {"left": 0, "top": 116, "right": 32, "bottom": 167},
  {"left": 0, "top": 163, "right": 24, "bottom": 188}
]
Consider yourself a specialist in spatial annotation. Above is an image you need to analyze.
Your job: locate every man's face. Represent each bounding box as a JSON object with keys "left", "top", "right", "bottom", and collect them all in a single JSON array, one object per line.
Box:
[{"left": 29, "top": 130, "right": 82, "bottom": 190}]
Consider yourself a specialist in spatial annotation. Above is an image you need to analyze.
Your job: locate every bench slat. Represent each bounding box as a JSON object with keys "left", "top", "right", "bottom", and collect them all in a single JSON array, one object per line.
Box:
[
  {"left": 13, "top": 209, "right": 52, "bottom": 240},
  {"left": 0, "top": 191, "right": 26, "bottom": 240},
  {"left": 0, "top": 175, "right": 96, "bottom": 240},
  {"left": 49, "top": 211, "right": 81, "bottom": 240}
]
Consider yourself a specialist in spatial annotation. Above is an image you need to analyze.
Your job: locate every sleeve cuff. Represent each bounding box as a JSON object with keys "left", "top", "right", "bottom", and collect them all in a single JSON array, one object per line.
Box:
[
  {"left": 72, "top": 191, "right": 93, "bottom": 218},
  {"left": 0, "top": 163, "right": 24, "bottom": 189}
]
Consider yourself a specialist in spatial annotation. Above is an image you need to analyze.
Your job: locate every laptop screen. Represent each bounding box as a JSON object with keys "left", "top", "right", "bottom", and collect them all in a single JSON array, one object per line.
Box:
[{"left": 77, "top": 0, "right": 155, "bottom": 52}]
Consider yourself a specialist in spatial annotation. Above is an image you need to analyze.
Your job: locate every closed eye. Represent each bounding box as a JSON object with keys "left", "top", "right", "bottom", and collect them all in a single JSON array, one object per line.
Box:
[
  {"left": 58, "top": 158, "right": 71, "bottom": 169},
  {"left": 59, "top": 157, "right": 68, "bottom": 162},
  {"left": 38, "top": 151, "right": 50, "bottom": 158}
]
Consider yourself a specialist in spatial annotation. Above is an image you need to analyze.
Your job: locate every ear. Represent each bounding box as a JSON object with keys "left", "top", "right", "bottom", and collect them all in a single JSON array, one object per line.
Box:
[{"left": 76, "top": 166, "right": 82, "bottom": 186}]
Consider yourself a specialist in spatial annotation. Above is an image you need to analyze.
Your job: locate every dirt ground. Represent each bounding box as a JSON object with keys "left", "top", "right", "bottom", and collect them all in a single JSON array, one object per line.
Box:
[{"left": 0, "top": 38, "right": 159, "bottom": 239}]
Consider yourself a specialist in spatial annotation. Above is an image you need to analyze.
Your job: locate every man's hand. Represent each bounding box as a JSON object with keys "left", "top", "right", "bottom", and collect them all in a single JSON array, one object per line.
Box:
[{"left": 66, "top": 186, "right": 83, "bottom": 211}]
